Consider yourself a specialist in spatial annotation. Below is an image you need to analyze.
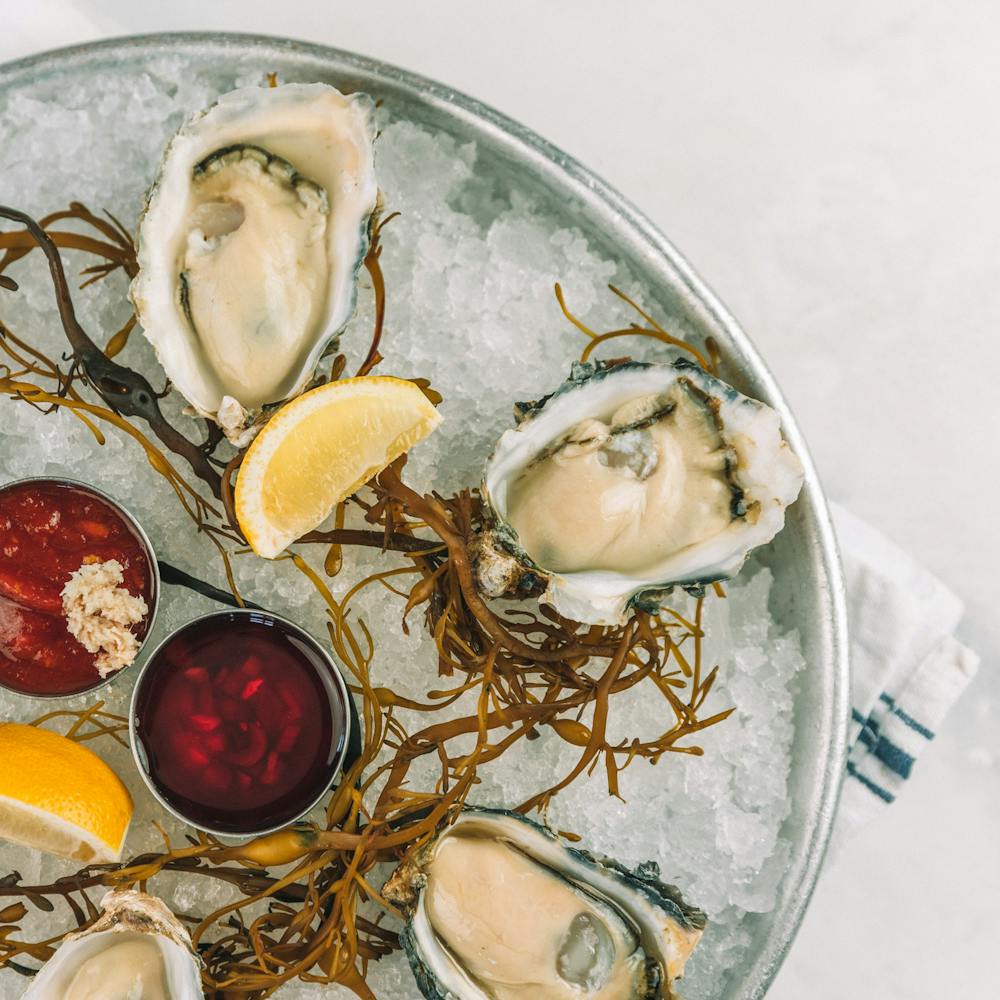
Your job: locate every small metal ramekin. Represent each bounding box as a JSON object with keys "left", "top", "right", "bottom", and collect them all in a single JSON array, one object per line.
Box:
[
  {"left": 128, "top": 608, "right": 352, "bottom": 838},
  {"left": 0, "top": 475, "right": 161, "bottom": 700}
]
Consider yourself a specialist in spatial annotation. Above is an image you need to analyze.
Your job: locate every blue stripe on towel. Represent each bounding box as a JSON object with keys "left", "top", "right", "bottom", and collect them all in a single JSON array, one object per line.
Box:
[
  {"left": 846, "top": 761, "right": 896, "bottom": 803},
  {"left": 852, "top": 708, "right": 878, "bottom": 746},
  {"left": 873, "top": 739, "right": 914, "bottom": 779},
  {"left": 878, "top": 693, "right": 935, "bottom": 740},
  {"left": 850, "top": 707, "right": 916, "bottom": 780},
  {"left": 856, "top": 723, "right": 876, "bottom": 750}
]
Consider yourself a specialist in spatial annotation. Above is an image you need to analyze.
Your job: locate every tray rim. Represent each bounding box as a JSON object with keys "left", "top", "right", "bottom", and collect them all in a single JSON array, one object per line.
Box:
[{"left": 0, "top": 30, "right": 849, "bottom": 999}]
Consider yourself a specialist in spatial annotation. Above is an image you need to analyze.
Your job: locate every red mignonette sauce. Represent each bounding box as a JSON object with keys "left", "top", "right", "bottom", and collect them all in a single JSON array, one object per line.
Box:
[
  {"left": 131, "top": 611, "right": 350, "bottom": 835},
  {"left": 0, "top": 478, "right": 157, "bottom": 696}
]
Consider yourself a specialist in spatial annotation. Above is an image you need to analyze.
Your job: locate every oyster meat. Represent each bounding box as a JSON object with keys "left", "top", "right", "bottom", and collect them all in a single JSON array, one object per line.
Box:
[
  {"left": 384, "top": 807, "right": 705, "bottom": 1000},
  {"left": 131, "top": 82, "right": 378, "bottom": 443},
  {"left": 23, "top": 889, "right": 203, "bottom": 999},
  {"left": 477, "top": 359, "right": 804, "bottom": 624}
]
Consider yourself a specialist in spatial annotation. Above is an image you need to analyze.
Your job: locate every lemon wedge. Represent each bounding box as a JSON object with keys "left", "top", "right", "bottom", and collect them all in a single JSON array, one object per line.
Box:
[
  {"left": 236, "top": 376, "right": 442, "bottom": 558},
  {"left": 0, "top": 723, "right": 133, "bottom": 863}
]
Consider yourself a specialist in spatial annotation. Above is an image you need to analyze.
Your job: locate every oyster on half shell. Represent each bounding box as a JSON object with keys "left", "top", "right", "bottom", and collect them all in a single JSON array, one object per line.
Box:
[
  {"left": 23, "top": 889, "right": 203, "bottom": 999},
  {"left": 384, "top": 808, "right": 705, "bottom": 1000},
  {"left": 476, "top": 359, "right": 804, "bottom": 625},
  {"left": 131, "top": 82, "right": 378, "bottom": 444}
]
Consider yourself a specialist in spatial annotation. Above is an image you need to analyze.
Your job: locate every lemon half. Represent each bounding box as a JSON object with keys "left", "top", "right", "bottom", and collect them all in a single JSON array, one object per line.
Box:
[{"left": 235, "top": 376, "right": 442, "bottom": 558}]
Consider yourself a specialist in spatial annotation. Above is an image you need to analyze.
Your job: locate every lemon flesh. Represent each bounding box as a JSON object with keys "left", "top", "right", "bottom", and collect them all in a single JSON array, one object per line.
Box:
[
  {"left": 0, "top": 723, "right": 133, "bottom": 863},
  {"left": 236, "top": 376, "right": 441, "bottom": 558}
]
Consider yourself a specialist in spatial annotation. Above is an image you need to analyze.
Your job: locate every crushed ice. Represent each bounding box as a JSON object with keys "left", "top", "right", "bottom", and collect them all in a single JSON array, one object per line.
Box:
[{"left": 0, "top": 59, "right": 805, "bottom": 999}]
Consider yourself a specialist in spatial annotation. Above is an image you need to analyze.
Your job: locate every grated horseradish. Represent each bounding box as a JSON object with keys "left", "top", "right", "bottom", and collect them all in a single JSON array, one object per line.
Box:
[{"left": 61, "top": 559, "right": 148, "bottom": 677}]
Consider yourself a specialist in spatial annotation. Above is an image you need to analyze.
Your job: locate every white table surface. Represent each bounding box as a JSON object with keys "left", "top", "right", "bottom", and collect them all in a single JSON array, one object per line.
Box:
[{"left": 1, "top": 2, "right": 996, "bottom": 997}]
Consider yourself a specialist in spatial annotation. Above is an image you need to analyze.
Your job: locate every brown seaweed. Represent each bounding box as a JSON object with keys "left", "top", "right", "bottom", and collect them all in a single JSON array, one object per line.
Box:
[{"left": 0, "top": 202, "right": 730, "bottom": 998}]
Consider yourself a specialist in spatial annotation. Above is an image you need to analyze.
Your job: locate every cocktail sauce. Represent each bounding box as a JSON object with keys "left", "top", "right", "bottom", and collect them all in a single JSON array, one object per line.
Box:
[{"left": 0, "top": 480, "right": 155, "bottom": 696}]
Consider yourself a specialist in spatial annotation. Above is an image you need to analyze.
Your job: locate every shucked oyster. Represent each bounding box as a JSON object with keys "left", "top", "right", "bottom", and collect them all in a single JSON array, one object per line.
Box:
[
  {"left": 23, "top": 889, "right": 203, "bottom": 999},
  {"left": 384, "top": 808, "right": 705, "bottom": 1000},
  {"left": 131, "top": 82, "right": 378, "bottom": 444},
  {"left": 476, "top": 360, "right": 804, "bottom": 625}
]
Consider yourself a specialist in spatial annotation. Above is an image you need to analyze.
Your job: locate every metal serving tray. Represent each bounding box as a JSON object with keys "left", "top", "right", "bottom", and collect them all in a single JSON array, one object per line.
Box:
[{"left": 0, "top": 32, "right": 848, "bottom": 999}]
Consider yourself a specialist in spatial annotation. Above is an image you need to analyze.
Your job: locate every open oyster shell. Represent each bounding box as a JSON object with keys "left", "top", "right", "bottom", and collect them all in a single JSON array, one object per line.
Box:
[
  {"left": 23, "top": 889, "right": 203, "bottom": 998},
  {"left": 476, "top": 359, "right": 804, "bottom": 625},
  {"left": 131, "top": 82, "right": 378, "bottom": 444},
  {"left": 384, "top": 807, "right": 705, "bottom": 1000}
]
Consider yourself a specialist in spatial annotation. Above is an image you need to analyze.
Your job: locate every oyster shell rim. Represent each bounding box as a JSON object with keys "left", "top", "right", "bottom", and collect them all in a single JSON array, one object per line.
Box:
[{"left": 21, "top": 889, "right": 204, "bottom": 998}]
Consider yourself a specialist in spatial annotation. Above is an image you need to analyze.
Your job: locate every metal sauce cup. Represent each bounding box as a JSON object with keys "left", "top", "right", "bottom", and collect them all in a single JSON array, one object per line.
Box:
[
  {"left": 0, "top": 476, "right": 160, "bottom": 700},
  {"left": 129, "top": 609, "right": 352, "bottom": 838}
]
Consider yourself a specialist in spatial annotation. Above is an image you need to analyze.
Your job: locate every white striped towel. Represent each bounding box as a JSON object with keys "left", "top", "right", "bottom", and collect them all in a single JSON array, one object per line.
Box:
[{"left": 827, "top": 503, "right": 980, "bottom": 860}]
